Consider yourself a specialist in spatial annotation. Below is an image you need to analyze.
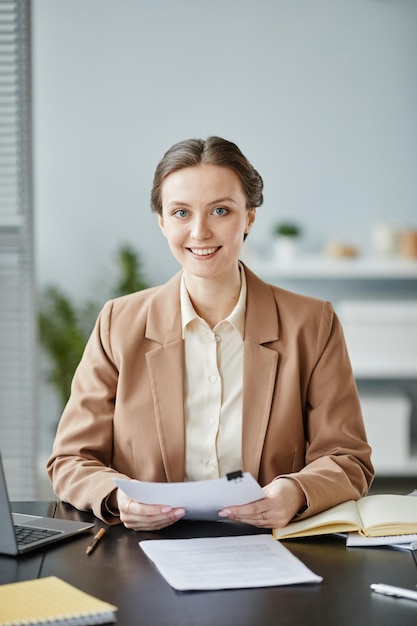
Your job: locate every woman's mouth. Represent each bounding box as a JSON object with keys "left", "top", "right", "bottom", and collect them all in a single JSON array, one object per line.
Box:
[{"left": 189, "top": 247, "right": 219, "bottom": 256}]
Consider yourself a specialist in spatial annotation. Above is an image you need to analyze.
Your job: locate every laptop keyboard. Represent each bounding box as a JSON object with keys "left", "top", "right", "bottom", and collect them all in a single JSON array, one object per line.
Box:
[{"left": 14, "top": 524, "right": 62, "bottom": 546}]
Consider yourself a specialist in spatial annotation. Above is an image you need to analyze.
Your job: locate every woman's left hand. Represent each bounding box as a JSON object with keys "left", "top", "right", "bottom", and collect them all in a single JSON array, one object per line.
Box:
[{"left": 218, "top": 477, "right": 307, "bottom": 529}]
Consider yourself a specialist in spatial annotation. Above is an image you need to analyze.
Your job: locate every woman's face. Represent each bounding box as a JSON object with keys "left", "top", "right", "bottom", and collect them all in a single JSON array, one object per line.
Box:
[{"left": 158, "top": 164, "right": 256, "bottom": 281}]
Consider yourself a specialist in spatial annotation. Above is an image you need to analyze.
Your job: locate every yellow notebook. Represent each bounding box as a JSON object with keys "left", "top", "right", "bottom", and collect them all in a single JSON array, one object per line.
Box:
[
  {"left": 273, "top": 494, "right": 417, "bottom": 540},
  {"left": 0, "top": 576, "right": 117, "bottom": 626}
]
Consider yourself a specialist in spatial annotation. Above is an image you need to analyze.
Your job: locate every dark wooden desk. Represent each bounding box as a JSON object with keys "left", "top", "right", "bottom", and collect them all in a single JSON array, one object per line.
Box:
[{"left": 2, "top": 501, "right": 417, "bottom": 626}]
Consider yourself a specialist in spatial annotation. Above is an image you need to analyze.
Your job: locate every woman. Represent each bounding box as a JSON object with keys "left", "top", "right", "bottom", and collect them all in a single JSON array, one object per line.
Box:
[{"left": 47, "top": 136, "right": 373, "bottom": 531}]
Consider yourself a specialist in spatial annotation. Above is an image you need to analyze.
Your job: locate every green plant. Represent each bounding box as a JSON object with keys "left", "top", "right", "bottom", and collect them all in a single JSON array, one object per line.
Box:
[
  {"left": 38, "top": 244, "right": 149, "bottom": 409},
  {"left": 38, "top": 287, "right": 98, "bottom": 409},
  {"left": 273, "top": 222, "right": 301, "bottom": 237},
  {"left": 112, "top": 244, "right": 149, "bottom": 297}
]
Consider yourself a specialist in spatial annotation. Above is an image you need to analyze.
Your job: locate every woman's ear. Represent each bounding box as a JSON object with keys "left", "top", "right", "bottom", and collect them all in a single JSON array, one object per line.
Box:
[
  {"left": 245, "top": 207, "right": 256, "bottom": 234},
  {"left": 158, "top": 214, "right": 166, "bottom": 236}
]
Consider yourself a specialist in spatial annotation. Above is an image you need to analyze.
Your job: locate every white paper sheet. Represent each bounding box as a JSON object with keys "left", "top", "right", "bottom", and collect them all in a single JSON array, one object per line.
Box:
[
  {"left": 139, "top": 534, "right": 323, "bottom": 590},
  {"left": 346, "top": 532, "right": 417, "bottom": 547},
  {"left": 114, "top": 472, "right": 265, "bottom": 520}
]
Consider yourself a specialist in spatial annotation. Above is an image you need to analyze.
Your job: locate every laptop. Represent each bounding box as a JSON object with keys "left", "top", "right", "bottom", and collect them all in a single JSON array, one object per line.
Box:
[{"left": 0, "top": 453, "right": 95, "bottom": 556}]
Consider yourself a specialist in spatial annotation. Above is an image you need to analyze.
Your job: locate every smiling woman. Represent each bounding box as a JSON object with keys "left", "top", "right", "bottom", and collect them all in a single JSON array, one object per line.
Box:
[
  {"left": 158, "top": 163, "right": 256, "bottom": 308},
  {"left": 47, "top": 136, "right": 374, "bottom": 533}
]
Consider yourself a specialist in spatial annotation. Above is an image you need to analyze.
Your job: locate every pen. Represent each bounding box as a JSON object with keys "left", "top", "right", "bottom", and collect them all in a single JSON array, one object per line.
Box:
[
  {"left": 370, "top": 583, "right": 417, "bottom": 602},
  {"left": 411, "top": 541, "right": 417, "bottom": 568},
  {"left": 86, "top": 527, "right": 106, "bottom": 555}
]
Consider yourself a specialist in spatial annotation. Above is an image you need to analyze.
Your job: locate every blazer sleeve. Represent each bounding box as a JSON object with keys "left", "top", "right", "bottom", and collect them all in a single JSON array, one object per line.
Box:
[
  {"left": 46, "top": 300, "right": 131, "bottom": 523},
  {"left": 283, "top": 301, "right": 374, "bottom": 517}
]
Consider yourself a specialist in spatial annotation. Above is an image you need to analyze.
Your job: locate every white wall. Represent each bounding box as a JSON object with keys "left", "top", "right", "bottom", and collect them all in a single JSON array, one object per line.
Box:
[{"left": 32, "top": 0, "right": 417, "bottom": 300}]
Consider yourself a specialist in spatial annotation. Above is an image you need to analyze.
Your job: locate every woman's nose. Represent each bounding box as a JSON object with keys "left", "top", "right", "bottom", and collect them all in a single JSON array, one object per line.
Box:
[{"left": 190, "top": 216, "right": 211, "bottom": 240}]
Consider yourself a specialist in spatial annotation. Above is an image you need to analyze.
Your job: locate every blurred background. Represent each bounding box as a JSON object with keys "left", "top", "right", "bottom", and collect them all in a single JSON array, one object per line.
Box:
[{"left": 1, "top": 0, "right": 416, "bottom": 500}]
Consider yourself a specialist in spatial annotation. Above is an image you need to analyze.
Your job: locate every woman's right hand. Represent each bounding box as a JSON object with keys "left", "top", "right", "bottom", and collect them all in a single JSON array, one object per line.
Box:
[{"left": 116, "top": 488, "right": 186, "bottom": 531}]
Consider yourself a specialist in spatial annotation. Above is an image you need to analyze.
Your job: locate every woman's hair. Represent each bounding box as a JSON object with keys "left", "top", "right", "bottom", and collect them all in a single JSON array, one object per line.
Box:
[{"left": 150, "top": 136, "right": 264, "bottom": 215}]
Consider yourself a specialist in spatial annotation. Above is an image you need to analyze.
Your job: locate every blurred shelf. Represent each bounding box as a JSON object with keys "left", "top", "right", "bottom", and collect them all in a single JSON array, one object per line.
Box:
[
  {"left": 371, "top": 457, "right": 417, "bottom": 477},
  {"left": 337, "top": 301, "right": 417, "bottom": 379},
  {"left": 249, "top": 256, "right": 417, "bottom": 280},
  {"left": 352, "top": 360, "right": 417, "bottom": 379}
]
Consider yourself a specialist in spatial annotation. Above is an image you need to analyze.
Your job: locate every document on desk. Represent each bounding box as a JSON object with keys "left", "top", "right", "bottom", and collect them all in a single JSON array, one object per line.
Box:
[
  {"left": 139, "top": 534, "right": 323, "bottom": 590},
  {"left": 114, "top": 472, "right": 264, "bottom": 520}
]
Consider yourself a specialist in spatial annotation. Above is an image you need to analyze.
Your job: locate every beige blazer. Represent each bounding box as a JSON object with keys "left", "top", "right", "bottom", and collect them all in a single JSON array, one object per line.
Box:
[{"left": 47, "top": 265, "right": 373, "bottom": 523}]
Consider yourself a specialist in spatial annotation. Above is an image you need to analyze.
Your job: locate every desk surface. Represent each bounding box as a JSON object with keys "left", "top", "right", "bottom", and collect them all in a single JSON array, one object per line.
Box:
[{"left": 2, "top": 501, "right": 417, "bottom": 626}]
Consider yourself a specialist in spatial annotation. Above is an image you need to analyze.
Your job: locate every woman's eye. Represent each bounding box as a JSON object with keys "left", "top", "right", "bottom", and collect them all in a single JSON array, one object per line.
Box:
[
  {"left": 213, "top": 207, "right": 229, "bottom": 216},
  {"left": 174, "top": 209, "right": 189, "bottom": 218}
]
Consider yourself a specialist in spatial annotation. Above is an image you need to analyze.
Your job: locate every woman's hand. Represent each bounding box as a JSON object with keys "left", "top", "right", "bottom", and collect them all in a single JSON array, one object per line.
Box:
[
  {"left": 218, "top": 478, "right": 307, "bottom": 529},
  {"left": 117, "top": 488, "right": 186, "bottom": 531}
]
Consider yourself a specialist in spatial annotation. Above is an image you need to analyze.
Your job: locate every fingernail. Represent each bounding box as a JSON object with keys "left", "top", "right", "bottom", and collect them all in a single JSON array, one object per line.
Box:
[
  {"left": 161, "top": 506, "right": 172, "bottom": 513},
  {"left": 218, "top": 509, "right": 231, "bottom": 517},
  {"left": 174, "top": 508, "right": 185, "bottom": 518}
]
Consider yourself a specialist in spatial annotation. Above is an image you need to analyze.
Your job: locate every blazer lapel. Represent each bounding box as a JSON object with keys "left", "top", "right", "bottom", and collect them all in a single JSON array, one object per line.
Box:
[
  {"left": 145, "top": 272, "right": 186, "bottom": 482},
  {"left": 146, "top": 341, "right": 185, "bottom": 482},
  {"left": 241, "top": 266, "right": 280, "bottom": 478}
]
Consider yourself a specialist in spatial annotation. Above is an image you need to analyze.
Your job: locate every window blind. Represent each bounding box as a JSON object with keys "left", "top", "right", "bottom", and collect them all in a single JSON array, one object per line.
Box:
[{"left": 0, "top": 0, "right": 36, "bottom": 499}]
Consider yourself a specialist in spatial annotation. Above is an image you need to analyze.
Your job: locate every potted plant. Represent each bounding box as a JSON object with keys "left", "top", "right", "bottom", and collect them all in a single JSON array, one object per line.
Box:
[
  {"left": 273, "top": 222, "right": 302, "bottom": 263},
  {"left": 38, "top": 244, "right": 149, "bottom": 412}
]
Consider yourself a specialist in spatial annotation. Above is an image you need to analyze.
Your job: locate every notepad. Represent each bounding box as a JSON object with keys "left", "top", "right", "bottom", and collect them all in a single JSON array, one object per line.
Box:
[
  {"left": 0, "top": 576, "right": 117, "bottom": 626},
  {"left": 273, "top": 494, "right": 417, "bottom": 540}
]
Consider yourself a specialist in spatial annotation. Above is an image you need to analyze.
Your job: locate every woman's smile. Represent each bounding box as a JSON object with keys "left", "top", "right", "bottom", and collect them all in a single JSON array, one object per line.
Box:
[{"left": 188, "top": 246, "right": 221, "bottom": 257}]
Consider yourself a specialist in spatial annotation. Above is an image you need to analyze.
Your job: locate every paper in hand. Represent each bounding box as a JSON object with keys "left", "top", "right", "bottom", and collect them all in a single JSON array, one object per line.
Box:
[{"left": 114, "top": 472, "right": 264, "bottom": 520}]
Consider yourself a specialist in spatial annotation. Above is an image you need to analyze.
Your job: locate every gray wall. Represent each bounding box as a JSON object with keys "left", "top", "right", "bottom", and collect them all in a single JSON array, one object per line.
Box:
[{"left": 32, "top": 0, "right": 417, "bottom": 299}]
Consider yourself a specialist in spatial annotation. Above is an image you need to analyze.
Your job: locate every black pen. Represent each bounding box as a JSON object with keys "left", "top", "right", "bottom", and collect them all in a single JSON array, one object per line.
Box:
[{"left": 86, "top": 527, "right": 106, "bottom": 555}]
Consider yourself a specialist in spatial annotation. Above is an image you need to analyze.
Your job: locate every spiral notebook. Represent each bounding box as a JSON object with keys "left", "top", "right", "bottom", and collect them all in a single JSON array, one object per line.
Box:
[{"left": 0, "top": 576, "right": 117, "bottom": 626}]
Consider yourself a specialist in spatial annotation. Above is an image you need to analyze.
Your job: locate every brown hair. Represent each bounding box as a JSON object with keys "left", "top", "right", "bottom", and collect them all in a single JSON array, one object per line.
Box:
[{"left": 150, "top": 136, "right": 264, "bottom": 215}]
